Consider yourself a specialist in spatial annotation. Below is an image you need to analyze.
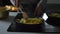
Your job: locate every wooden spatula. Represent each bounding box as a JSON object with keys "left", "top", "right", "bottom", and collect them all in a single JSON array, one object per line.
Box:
[
  {"left": 22, "top": 12, "right": 28, "bottom": 20},
  {"left": 18, "top": 6, "right": 28, "bottom": 20}
]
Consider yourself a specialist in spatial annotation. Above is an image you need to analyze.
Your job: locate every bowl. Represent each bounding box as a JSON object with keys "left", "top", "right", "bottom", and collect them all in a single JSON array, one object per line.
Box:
[{"left": 46, "top": 13, "right": 60, "bottom": 27}]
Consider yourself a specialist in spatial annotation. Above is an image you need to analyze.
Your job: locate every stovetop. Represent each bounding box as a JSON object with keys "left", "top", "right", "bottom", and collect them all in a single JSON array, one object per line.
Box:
[{"left": 7, "top": 13, "right": 60, "bottom": 33}]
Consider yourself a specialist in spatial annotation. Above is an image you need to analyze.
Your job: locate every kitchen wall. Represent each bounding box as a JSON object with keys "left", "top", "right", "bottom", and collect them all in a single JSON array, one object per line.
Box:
[{"left": 47, "top": 0, "right": 60, "bottom": 4}]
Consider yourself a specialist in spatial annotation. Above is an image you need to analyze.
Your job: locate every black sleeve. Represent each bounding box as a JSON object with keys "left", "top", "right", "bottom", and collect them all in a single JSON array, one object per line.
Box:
[
  {"left": 38, "top": 0, "right": 47, "bottom": 13},
  {"left": 41, "top": 0, "right": 47, "bottom": 9}
]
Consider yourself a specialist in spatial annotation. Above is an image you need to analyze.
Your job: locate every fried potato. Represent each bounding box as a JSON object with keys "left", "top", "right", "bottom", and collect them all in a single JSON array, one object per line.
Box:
[
  {"left": 16, "top": 18, "right": 43, "bottom": 24},
  {"left": 48, "top": 13, "right": 60, "bottom": 18}
]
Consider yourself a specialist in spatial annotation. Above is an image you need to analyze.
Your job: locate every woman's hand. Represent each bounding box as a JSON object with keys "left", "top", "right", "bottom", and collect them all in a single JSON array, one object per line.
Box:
[{"left": 34, "top": 0, "right": 47, "bottom": 17}]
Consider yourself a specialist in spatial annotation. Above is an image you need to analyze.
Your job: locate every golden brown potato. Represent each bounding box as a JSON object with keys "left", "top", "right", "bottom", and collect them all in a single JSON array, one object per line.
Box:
[
  {"left": 16, "top": 18, "right": 43, "bottom": 24},
  {"left": 48, "top": 13, "right": 60, "bottom": 18}
]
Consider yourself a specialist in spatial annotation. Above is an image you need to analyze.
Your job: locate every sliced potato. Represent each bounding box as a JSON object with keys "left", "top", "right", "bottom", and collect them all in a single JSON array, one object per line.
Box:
[
  {"left": 18, "top": 18, "right": 43, "bottom": 24},
  {"left": 48, "top": 13, "right": 60, "bottom": 18}
]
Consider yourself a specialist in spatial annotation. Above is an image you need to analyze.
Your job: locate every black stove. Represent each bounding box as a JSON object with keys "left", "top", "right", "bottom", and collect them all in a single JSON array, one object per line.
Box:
[{"left": 7, "top": 13, "right": 60, "bottom": 33}]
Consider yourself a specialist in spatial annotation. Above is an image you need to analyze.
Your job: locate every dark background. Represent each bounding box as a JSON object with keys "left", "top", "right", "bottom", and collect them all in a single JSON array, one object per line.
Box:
[{"left": 0, "top": 0, "right": 12, "bottom": 6}]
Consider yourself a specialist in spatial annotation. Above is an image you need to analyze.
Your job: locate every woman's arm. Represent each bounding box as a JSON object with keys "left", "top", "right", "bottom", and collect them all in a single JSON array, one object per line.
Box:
[
  {"left": 34, "top": 0, "right": 47, "bottom": 17},
  {"left": 10, "top": 0, "right": 15, "bottom": 6},
  {"left": 10, "top": 0, "right": 28, "bottom": 19},
  {"left": 10, "top": 0, "right": 22, "bottom": 6}
]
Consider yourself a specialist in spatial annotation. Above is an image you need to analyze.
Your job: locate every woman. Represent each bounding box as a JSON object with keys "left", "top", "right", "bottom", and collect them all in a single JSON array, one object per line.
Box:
[{"left": 10, "top": 0, "right": 47, "bottom": 19}]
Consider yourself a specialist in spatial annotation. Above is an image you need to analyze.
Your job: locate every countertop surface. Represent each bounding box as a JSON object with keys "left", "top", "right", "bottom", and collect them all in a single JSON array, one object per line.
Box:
[{"left": 0, "top": 12, "right": 60, "bottom": 34}]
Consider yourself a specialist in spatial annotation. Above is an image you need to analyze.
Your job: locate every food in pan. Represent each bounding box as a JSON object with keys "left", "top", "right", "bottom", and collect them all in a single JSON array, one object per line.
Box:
[
  {"left": 5, "top": 5, "right": 18, "bottom": 11},
  {"left": 16, "top": 18, "right": 43, "bottom": 24},
  {"left": 48, "top": 13, "right": 60, "bottom": 18}
]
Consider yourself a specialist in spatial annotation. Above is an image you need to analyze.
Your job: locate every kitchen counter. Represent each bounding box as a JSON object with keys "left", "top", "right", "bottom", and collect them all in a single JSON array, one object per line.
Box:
[{"left": 0, "top": 12, "right": 60, "bottom": 34}]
